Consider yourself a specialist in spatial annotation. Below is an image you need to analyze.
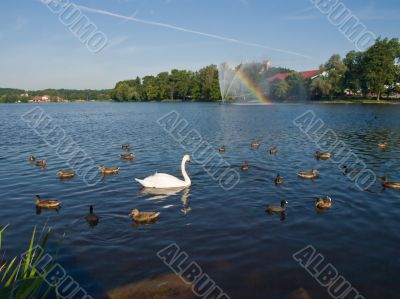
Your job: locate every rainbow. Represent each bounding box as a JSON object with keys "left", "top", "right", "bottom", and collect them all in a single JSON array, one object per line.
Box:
[{"left": 234, "top": 68, "right": 273, "bottom": 104}]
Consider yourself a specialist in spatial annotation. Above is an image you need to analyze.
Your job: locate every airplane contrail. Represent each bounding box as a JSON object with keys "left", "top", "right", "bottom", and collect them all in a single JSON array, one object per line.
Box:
[{"left": 75, "top": 4, "right": 312, "bottom": 59}]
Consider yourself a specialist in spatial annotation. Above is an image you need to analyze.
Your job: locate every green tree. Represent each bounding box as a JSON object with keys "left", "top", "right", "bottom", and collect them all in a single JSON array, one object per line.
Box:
[
  {"left": 285, "top": 73, "right": 308, "bottom": 100},
  {"left": 324, "top": 54, "right": 347, "bottom": 97},
  {"left": 198, "top": 65, "right": 221, "bottom": 100},
  {"left": 363, "top": 38, "right": 400, "bottom": 100},
  {"left": 310, "top": 77, "right": 332, "bottom": 98},
  {"left": 271, "top": 80, "right": 289, "bottom": 100},
  {"left": 343, "top": 51, "right": 365, "bottom": 94},
  {"left": 142, "top": 76, "right": 158, "bottom": 101},
  {"left": 189, "top": 72, "right": 201, "bottom": 100},
  {"left": 156, "top": 72, "right": 170, "bottom": 100},
  {"left": 110, "top": 80, "right": 141, "bottom": 101}
]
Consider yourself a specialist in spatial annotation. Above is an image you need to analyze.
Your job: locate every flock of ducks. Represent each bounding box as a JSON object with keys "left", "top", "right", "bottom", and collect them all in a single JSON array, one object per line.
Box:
[
  {"left": 29, "top": 144, "right": 160, "bottom": 224},
  {"left": 220, "top": 140, "right": 400, "bottom": 217},
  {"left": 28, "top": 140, "right": 399, "bottom": 225}
]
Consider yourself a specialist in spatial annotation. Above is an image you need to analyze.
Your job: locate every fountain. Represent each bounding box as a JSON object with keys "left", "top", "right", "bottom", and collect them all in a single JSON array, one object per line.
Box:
[{"left": 218, "top": 60, "right": 272, "bottom": 104}]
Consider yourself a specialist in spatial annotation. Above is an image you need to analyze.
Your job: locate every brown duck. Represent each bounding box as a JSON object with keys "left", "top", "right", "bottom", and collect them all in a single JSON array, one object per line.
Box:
[
  {"left": 57, "top": 170, "right": 75, "bottom": 179},
  {"left": 35, "top": 160, "right": 47, "bottom": 167},
  {"left": 380, "top": 177, "right": 400, "bottom": 190},
  {"left": 315, "top": 197, "right": 332, "bottom": 209},
  {"left": 275, "top": 174, "right": 284, "bottom": 185},
  {"left": 99, "top": 166, "right": 120, "bottom": 175},
  {"left": 251, "top": 142, "right": 260, "bottom": 149},
  {"left": 298, "top": 169, "right": 318, "bottom": 179},
  {"left": 129, "top": 209, "right": 160, "bottom": 223},
  {"left": 269, "top": 147, "right": 278, "bottom": 155},
  {"left": 35, "top": 195, "right": 60, "bottom": 209},
  {"left": 121, "top": 144, "right": 131, "bottom": 151},
  {"left": 378, "top": 143, "right": 388, "bottom": 150},
  {"left": 120, "top": 153, "right": 135, "bottom": 160},
  {"left": 315, "top": 151, "right": 331, "bottom": 160},
  {"left": 241, "top": 162, "right": 250, "bottom": 171}
]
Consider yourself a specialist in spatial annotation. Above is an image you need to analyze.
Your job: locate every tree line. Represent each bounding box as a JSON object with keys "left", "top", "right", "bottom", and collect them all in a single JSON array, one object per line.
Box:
[
  {"left": 110, "top": 65, "right": 221, "bottom": 102},
  {"left": 110, "top": 64, "right": 292, "bottom": 102},
  {"left": 1, "top": 37, "right": 399, "bottom": 104},
  {"left": 0, "top": 88, "right": 111, "bottom": 103},
  {"left": 271, "top": 38, "right": 400, "bottom": 101}
]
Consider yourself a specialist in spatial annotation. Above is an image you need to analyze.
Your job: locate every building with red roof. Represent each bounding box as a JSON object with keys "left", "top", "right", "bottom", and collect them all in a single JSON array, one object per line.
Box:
[{"left": 267, "top": 70, "right": 324, "bottom": 83}]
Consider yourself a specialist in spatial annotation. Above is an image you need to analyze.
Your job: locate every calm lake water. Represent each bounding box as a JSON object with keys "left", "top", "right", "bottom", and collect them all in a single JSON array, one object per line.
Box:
[{"left": 1, "top": 102, "right": 399, "bottom": 299}]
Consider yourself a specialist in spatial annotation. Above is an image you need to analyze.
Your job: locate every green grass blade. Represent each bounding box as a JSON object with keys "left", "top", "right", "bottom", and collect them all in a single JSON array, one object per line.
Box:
[
  {"left": 15, "top": 277, "right": 44, "bottom": 299},
  {"left": 23, "top": 226, "right": 37, "bottom": 279},
  {"left": 29, "top": 228, "right": 52, "bottom": 278},
  {"left": 0, "top": 224, "right": 9, "bottom": 249},
  {"left": 4, "top": 260, "right": 21, "bottom": 287},
  {"left": 1, "top": 256, "right": 17, "bottom": 283}
]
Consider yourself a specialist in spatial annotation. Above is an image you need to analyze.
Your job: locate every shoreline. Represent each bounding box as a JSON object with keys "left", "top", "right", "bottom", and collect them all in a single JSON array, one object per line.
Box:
[{"left": 2, "top": 99, "right": 400, "bottom": 105}]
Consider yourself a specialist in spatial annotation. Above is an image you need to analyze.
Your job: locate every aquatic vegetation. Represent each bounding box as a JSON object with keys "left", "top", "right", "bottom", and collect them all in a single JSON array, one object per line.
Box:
[{"left": 0, "top": 225, "right": 55, "bottom": 299}]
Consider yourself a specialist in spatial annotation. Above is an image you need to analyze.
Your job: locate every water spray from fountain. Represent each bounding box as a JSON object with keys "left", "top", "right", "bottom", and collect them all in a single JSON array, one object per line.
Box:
[{"left": 218, "top": 60, "right": 273, "bottom": 104}]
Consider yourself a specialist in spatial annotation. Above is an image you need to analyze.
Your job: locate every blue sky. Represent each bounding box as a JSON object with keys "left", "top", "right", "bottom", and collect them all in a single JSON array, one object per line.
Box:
[{"left": 0, "top": 0, "right": 399, "bottom": 90}]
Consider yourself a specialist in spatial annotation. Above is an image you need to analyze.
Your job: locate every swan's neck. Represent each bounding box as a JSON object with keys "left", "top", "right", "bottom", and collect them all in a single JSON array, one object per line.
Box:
[{"left": 181, "top": 159, "right": 191, "bottom": 186}]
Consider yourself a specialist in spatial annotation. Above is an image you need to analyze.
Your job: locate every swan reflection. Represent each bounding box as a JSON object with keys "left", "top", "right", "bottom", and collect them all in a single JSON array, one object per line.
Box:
[{"left": 140, "top": 187, "right": 191, "bottom": 214}]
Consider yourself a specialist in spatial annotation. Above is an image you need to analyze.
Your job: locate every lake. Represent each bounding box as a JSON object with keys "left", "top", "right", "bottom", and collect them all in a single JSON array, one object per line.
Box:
[{"left": 0, "top": 102, "right": 399, "bottom": 299}]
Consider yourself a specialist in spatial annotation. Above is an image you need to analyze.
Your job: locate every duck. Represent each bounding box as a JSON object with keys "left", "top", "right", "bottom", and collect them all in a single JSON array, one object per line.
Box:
[
  {"left": 315, "top": 196, "right": 332, "bottom": 209},
  {"left": 29, "top": 155, "right": 36, "bottom": 162},
  {"left": 342, "top": 166, "right": 360, "bottom": 175},
  {"left": 378, "top": 143, "right": 388, "bottom": 149},
  {"left": 218, "top": 146, "right": 226, "bottom": 153},
  {"left": 251, "top": 142, "right": 260, "bottom": 149},
  {"left": 315, "top": 151, "right": 331, "bottom": 160},
  {"left": 120, "top": 153, "right": 135, "bottom": 160},
  {"left": 99, "top": 166, "right": 120, "bottom": 175},
  {"left": 35, "top": 160, "right": 47, "bottom": 167},
  {"left": 275, "top": 174, "right": 284, "bottom": 185},
  {"left": 298, "top": 169, "right": 318, "bottom": 179},
  {"left": 129, "top": 209, "right": 160, "bottom": 223},
  {"left": 57, "top": 170, "right": 75, "bottom": 179},
  {"left": 266, "top": 200, "right": 288, "bottom": 213},
  {"left": 121, "top": 144, "right": 131, "bottom": 151},
  {"left": 135, "top": 155, "right": 191, "bottom": 189},
  {"left": 380, "top": 177, "right": 400, "bottom": 190},
  {"left": 269, "top": 147, "right": 278, "bottom": 155},
  {"left": 241, "top": 162, "right": 250, "bottom": 171},
  {"left": 35, "top": 195, "right": 60, "bottom": 209},
  {"left": 86, "top": 205, "right": 99, "bottom": 226}
]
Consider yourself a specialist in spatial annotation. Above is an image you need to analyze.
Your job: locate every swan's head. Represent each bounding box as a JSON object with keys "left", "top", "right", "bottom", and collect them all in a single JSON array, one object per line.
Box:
[{"left": 183, "top": 154, "right": 191, "bottom": 163}]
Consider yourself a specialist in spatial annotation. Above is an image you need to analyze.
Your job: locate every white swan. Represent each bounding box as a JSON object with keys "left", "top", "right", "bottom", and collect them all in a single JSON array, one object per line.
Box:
[{"left": 135, "top": 155, "right": 191, "bottom": 188}]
